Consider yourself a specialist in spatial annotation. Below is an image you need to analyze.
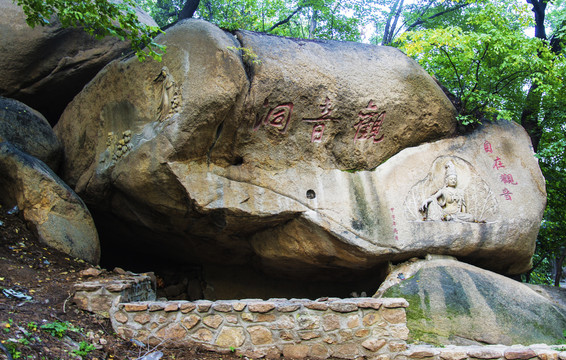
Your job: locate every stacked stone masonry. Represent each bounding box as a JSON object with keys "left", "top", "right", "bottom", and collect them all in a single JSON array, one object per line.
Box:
[
  {"left": 73, "top": 272, "right": 155, "bottom": 317},
  {"left": 109, "top": 297, "right": 411, "bottom": 359}
]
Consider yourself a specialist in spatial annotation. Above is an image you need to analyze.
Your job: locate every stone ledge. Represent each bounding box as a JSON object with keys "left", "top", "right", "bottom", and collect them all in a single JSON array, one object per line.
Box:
[{"left": 406, "top": 345, "right": 566, "bottom": 360}]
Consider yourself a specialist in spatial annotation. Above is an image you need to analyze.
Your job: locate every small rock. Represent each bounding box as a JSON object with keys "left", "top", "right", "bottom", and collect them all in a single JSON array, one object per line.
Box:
[
  {"left": 248, "top": 302, "right": 276, "bottom": 313},
  {"left": 362, "top": 338, "right": 386, "bottom": 352},
  {"left": 504, "top": 348, "right": 537, "bottom": 360},
  {"left": 113, "top": 267, "right": 131, "bottom": 275},
  {"left": 468, "top": 348, "right": 504, "bottom": 359},
  {"left": 80, "top": 268, "right": 102, "bottom": 277},
  {"left": 138, "top": 351, "right": 163, "bottom": 360}
]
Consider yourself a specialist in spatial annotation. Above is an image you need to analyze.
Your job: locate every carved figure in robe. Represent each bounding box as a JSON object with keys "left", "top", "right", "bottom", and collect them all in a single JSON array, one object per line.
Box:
[
  {"left": 419, "top": 161, "right": 475, "bottom": 222},
  {"left": 154, "top": 66, "right": 177, "bottom": 121}
]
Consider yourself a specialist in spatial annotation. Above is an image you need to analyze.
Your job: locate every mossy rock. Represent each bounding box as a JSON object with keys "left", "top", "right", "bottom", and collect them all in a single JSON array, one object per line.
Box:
[{"left": 381, "top": 259, "right": 566, "bottom": 346}]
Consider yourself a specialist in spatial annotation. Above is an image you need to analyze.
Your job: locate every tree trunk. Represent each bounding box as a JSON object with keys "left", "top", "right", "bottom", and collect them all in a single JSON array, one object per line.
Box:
[
  {"left": 387, "top": 0, "right": 404, "bottom": 44},
  {"left": 382, "top": 0, "right": 400, "bottom": 45},
  {"left": 309, "top": 10, "right": 319, "bottom": 39},
  {"left": 520, "top": 0, "right": 549, "bottom": 152},
  {"left": 554, "top": 247, "right": 566, "bottom": 286},
  {"left": 179, "top": 0, "right": 201, "bottom": 20},
  {"left": 520, "top": 83, "right": 542, "bottom": 152}
]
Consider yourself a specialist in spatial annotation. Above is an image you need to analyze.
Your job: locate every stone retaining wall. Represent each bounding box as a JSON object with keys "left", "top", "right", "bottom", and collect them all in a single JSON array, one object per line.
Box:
[
  {"left": 109, "top": 297, "right": 410, "bottom": 359},
  {"left": 73, "top": 276, "right": 566, "bottom": 360}
]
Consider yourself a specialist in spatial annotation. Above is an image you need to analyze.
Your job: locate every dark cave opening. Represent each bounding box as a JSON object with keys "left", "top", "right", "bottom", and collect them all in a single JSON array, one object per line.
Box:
[{"left": 95, "top": 211, "right": 387, "bottom": 301}]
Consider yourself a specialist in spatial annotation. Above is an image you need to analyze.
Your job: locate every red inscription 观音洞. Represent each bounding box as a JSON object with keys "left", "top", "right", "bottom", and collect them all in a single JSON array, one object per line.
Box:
[
  {"left": 254, "top": 100, "right": 294, "bottom": 133},
  {"left": 353, "top": 101, "right": 386, "bottom": 143}
]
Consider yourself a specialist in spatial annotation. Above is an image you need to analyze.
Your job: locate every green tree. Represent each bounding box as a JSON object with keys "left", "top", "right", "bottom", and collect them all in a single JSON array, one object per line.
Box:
[
  {"left": 399, "top": 1, "right": 556, "bottom": 124},
  {"left": 398, "top": 0, "right": 566, "bottom": 285},
  {"left": 13, "top": 0, "right": 165, "bottom": 61}
]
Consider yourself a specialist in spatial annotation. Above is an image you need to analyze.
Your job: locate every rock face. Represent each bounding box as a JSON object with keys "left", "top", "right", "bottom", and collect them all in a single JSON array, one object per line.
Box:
[
  {"left": 0, "top": 97, "right": 62, "bottom": 170},
  {"left": 0, "top": 0, "right": 157, "bottom": 124},
  {"left": 54, "top": 19, "right": 543, "bottom": 280},
  {"left": 377, "top": 258, "right": 566, "bottom": 346},
  {"left": 0, "top": 142, "right": 100, "bottom": 264}
]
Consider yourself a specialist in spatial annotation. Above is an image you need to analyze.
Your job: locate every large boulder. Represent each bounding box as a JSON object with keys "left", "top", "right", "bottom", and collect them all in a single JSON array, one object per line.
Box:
[
  {"left": 0, "top": 0, "right": 157, "bottom": 125},
  {"left": 0, "top": 96, "right": 62, "bottom": 170},
  {"left": 0, "top": 142, "right": 100, "bottom": 264},
  {"left": 54, "top": 19, "right": 542, "bottom": 280},
  {"left": 377, "top": 257, "right": 566, "bottom": 346}
]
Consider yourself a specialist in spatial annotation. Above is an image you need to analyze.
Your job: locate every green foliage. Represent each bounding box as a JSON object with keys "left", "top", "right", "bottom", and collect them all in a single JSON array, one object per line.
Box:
[
  {"left": 40, "top": 321, "right": 79, "bottom": 338},
  {"left": 13, "top": 0, "right": 165, "bottom": 61},
  {"left": 138, "top": 0, "right": 363, "bottom": 41},
  {"left": 26, "top": 322, "right": 37, "bottom": 332},
  {"left": 72, "top": 341, "right": 96, "bottom": 357},
  {"left": 399, "top": 1, "right": 558, "bottom": 124},
  {"left": 3, "top": 340, "right": 23, "bottom": 359},
  {"left": 227, "top": 46, "right": 261, "bottom": 64}
]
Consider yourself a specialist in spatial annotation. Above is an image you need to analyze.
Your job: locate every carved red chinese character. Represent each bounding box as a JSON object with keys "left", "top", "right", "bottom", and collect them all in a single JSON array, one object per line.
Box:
[
  {"left": 303, "top": 97, "right": 339, "bottom": 142},
  {"left": 311, "top": 124, "right": 326, "bottom": 143},
  {"left": 254, "top": 101, "right": 294, "bottom": 133},
  {"left": 500, "top": 174, "right": 518, "bottom": 185},
  {"left": 354, "top": 101, "right": 386, "bottom": 143},
  {"left": 484, "top": 141, "right": 493, "bottom": 153},
  {"left": 493, "top": 157, "right": 505, "bottom": 170},
  {"left": 500, "top": 188, "right": 513, "bottom": 200}
]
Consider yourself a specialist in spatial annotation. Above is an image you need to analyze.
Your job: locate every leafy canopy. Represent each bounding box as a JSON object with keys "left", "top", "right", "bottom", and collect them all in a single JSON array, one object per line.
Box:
[
  {"left": 13, "top": 0, "right": 165, "bottom": 61},
  {"left": 399, "top": 1, "right": 559, "bottom": 125}
]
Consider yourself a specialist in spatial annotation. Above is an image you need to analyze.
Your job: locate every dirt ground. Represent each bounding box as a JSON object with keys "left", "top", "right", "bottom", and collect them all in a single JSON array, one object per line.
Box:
[{"left": 0, "top": 203, "right": 245, "bottom": 360}]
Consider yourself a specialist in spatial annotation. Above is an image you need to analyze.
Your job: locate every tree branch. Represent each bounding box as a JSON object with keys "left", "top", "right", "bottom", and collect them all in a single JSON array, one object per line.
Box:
[
  {"left": 439, "top": 46, "right": 465, "bottom": 99},
  {"left": 268, "top": 6, "right": 303, "bottom": 32},
  {"left": 406, "top": 2, "right": 471, "bottom": 32}
]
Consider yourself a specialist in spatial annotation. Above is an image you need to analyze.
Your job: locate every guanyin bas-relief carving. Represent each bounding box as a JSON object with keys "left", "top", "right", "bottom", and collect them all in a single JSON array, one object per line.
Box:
[{"left": 404, "top": 156, "right": 498, "bottom": 223}]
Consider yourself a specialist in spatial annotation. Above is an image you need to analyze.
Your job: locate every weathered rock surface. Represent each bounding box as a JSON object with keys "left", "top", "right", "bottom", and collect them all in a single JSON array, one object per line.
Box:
[
  {"left": 0, "top": 96, "right": 62, "bottom": 170},
  {"left": 0, "top": 142, "right": 100, "bottom": 263},
  {"left": 0, "top": 0, "right": 157, "bottom": 124},
  {"left": 378, "top": 258, "right": 566, "bottom": 346},
  {"left": 54, "top": 19, "right": 543, "bottom": 279}
]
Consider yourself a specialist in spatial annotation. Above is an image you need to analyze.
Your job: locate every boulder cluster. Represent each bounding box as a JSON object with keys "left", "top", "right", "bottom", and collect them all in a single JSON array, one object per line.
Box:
[{"left": 0, "top": 0, "right": 559, "bottom": 347}]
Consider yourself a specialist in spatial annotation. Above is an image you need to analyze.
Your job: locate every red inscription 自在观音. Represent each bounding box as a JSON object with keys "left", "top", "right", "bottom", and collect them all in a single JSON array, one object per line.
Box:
[
  {"left": 493, "top": 157, "right": 505, "bottom": 170},
  {"left": 254, "top": 100, "right": 294, "bottom": 134},
  {"left": 484, "top": 141, "right": 493, "bottom": 153},
  {"left": 353, "top": 101, "right": 386, "bottom": 143},
  {"left": 500, "top": 188, "right": 513, "bottom": 200},
  {"left": 500, "top": 174, "right": 518, "bottom": 185},
  {"left": 303, "top": 97, "right": 339, "bottom": 142}
]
